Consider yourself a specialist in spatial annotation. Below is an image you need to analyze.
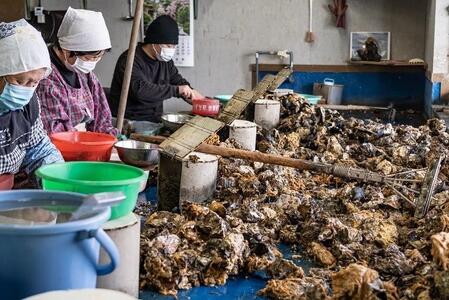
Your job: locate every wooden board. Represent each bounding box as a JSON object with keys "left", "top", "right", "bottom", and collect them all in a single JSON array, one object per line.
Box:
[
  {"left": 252, "top": 74, "right": 276, "bottom": 101},
  {"left": 0, "top": 0, "right": 25, "bottom": 22},
  {"left": 218, "top": 89, "right": 255, "bottom": 124},
  {"left": 348, "top": 60, "right": 427, "bottom": 67},
  {"left": 159, "top": 116, "right": 224, "bottom": 160},
  {"left": 250, "top": 63, "right": 427, "bottom": 73},
  {"left": 268, "top": 68, "right": 293, "bottom": 91}
]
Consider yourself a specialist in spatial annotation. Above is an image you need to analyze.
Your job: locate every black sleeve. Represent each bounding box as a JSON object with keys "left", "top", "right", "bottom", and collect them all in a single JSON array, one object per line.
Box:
[
  {"left": 123, "top": 58, "right": 179, "bottom": 103},
  {"left": 169, "top": 61, "right": 191, "bottom": 86}
]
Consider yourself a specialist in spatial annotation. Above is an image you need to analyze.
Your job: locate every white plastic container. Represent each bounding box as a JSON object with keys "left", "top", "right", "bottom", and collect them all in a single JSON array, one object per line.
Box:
[
  {"left": 229, "top": 120, "right": 257, "bottom": 151},
  {"left": 97, "top": 213, "right": 141, "bottom": 297},
  {"left": 313, "top": 80, "right": 344, "bottom": 105},
  {"left": 254, "top": 99, "right": 281, "bottom": 130},
  {"left": 180, "top": 152, "right": 219, "bottom": 204}
]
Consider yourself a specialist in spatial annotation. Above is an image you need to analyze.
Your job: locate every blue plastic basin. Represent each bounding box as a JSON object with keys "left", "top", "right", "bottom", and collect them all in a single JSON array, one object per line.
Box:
[{"left": 0, "top": 190, "right": 119, "bottom": 300}]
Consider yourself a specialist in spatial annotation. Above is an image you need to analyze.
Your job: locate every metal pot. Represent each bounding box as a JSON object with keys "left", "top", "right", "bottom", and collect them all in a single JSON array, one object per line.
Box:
[
  {"left": 114, "top": 140, "right": 159, "bottom": 167},
  {"left": 161, "top": 113, "right": 193, "bottom": 132}
]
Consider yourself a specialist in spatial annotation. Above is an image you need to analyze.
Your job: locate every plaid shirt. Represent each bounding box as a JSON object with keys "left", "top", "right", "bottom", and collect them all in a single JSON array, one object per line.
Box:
[
  {"left": 36, "top": 64, "right": 118, "bottom": 136},
  {"left": 0, "top": 95, "right": 63, "bottom": 175}
]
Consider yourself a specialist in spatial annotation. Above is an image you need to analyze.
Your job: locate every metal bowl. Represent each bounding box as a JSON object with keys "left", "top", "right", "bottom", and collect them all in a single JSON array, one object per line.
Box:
[
  {"left": 161, "top": 113, "right": 193, "bottom": 132},
  {"left": 114, "top": 140, "right": 159, "bottom": 167}
]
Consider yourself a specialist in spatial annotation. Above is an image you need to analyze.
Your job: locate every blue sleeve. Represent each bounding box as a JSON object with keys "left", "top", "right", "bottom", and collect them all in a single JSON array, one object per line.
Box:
[{"left": 21, "top": 135, "right": 64, "bottom": 175}]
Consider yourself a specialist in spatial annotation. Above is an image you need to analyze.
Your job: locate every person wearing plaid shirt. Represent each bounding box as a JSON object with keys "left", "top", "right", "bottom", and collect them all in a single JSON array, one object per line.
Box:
[
  {"left": 35, "top": 7, "right": 118, "bottom": 136},
  {"left": 0, "top": 19, "right": 63, "bottom": 188}
]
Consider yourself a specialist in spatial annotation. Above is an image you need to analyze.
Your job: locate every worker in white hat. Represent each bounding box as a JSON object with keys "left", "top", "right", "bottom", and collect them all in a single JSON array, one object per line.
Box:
[
  {"left": 0, "top": 19, "right": 63, "bottom": 189},
  {"left": 36, "top": 7, "right": 118, "bottom": 136}
]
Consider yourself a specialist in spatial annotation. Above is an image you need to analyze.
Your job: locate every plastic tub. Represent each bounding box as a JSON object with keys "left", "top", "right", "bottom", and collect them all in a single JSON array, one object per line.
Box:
[
  {"left": 192, "top": 98, "right": 220, "bottom": 117},
  {"left": 50, "top": 132, "right": 117, "bottom": 161},
  {"left": 0, "top": 174, "right": 13, "bottom": 190},
  {"left": 36, "top": 162, "right": 146, "bottom": 220},
  {"left": 214, "top": 95, "right": 233, "bottom": 105},
  {"left": 298, "top": 94, "right": 322, "bottom": 105},
  {"left": 0, "top": 190, "right": 119, "bottom": 300}
]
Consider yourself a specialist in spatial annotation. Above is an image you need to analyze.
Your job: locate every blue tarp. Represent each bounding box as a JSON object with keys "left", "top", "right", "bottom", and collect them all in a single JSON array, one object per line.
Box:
[{"left": 140, "top": 244, "right": 314, "bottom": 300}]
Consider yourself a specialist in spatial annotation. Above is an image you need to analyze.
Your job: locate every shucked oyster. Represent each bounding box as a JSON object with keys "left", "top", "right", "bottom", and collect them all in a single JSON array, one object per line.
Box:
[
  {"left": 331, "top": 264, "right": 399, "bottom": 300},
  {"left": 258, "top": 277, "right": 328, "bottom": 300}
]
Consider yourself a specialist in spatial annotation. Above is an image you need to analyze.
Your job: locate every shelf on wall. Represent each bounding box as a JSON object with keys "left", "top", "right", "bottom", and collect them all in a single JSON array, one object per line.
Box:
[
  {"left": 250, "top": 63, "right": 427, "bottom": 74},
  {"left": 348, "top": 60, "right": 427, "bottom": 68}
]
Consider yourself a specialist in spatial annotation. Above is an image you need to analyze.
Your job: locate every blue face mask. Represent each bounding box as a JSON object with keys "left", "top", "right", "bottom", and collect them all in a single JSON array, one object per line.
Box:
[{"left": 0, "top": 80, "right": 36, "bottom": 114}]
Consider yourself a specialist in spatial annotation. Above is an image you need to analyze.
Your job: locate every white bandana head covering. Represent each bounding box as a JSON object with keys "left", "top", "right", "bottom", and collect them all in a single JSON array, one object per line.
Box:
[
  {"left": 58, "top": 7, "right": 111, "bottom": 52},
  {"left": 0, "top": 19, "right": 51, "bottom": 77}
]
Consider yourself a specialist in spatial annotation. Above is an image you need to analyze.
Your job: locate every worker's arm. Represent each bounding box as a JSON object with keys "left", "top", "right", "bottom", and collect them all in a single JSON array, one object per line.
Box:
[
  {"left": 168, "top": 61, "right": 190, "bottom": 86},
  {"left": 125, "top": 59, "right": 179, "bottom": 103},
  {"left": 21, "top": 118, "right": 64, "bottom": 175},
  {"left": 35, "top": 75, "right": 76, "bottom": 133},
  {"left": 168, "top": 61, "right": 204, "bottom": 101},
  {"left": 85, "top": 72, "right": 119, "bottom": 136}
]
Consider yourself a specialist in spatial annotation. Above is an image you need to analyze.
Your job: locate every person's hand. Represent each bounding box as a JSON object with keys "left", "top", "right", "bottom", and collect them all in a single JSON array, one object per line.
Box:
[
  {"left": 178, "top": 85, "right": 193, "bottom": 100},
  {"left": 191, "top": 90, "right": 204, "bottom": 100}
]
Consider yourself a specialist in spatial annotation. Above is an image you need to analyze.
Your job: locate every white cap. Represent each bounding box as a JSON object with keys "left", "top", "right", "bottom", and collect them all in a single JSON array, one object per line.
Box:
[
  {"left": 57, "top": 7, "right": 111, "bottom": 52},
  {"left": 0, "top": 19, "right": 51, "bottom": 77}
]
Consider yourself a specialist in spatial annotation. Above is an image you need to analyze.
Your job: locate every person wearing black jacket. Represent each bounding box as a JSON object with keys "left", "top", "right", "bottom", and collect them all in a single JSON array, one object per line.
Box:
[{"left": 109, "top": 15, "right": 203, "bottom": 122}]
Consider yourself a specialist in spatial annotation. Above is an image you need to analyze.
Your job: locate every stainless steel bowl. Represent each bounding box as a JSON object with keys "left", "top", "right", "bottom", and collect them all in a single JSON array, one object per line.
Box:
[
  {"left": 114, "top": 140, "right": 159, "bottom": 167},
  {"left": 161, "top": 113, "right": 193, "bottom": 132}
]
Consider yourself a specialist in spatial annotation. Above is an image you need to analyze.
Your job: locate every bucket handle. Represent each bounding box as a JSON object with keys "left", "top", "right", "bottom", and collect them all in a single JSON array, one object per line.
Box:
[
  {"left": 324, "top": 78, "right": 335, "bottom": 86},
  {"left": 92, "top": 229, "right": 120, "bottom": 276}
]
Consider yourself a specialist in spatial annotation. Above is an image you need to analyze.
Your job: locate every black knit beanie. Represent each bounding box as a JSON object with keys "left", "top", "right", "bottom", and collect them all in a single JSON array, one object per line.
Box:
[{"left": 144, "top": 15, "right": 179, "bottom": 45}]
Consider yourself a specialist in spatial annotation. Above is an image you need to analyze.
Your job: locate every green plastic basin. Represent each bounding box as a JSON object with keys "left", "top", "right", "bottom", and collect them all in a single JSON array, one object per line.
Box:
[{"left": 36, "top": 162, "right": 146, "bottom": 220}]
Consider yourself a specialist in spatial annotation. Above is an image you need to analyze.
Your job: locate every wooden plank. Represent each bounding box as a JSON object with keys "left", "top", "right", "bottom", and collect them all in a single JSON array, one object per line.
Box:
[
  {"left": 348, "top": 60, "right": 427, "bottom": 67},
  {"left": 317, "top": 104, "right": 392, "bottom": 111},
  {"left": 0, "top": 0, "right": 25, "bottom": 22},
  {"left": 159, "top": 116, "right": 224, "bottom": 160},
  {"left": 252, "top": 74, "right": 276, "bottom": 100},
  {"left": 218, "top": 89, "right": 255, "bottom": 124},
  {"left": 250, "top": 63, "right": 427, "bottom": 73},
  {"left": 268, "top": 68, "right": 293, "bottom": 91}
]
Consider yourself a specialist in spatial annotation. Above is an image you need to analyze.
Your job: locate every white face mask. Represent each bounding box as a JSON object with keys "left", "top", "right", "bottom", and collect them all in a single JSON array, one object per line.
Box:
[
  {"left": 63, "top": 52, "right": 98, "bottom": 74},
  {"left": 72, "top": 58, "right": 98, "bottom": 74},
  {"left": 153, "top": 45, "right": 176, "bottom": 62}
]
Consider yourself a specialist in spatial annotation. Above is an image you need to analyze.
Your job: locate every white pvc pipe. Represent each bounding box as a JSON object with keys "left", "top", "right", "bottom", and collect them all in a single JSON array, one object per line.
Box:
[
  {"left": 96, "top": 213, "right": 141, "bottom": 297},
  {"left": 180, "top": 152, "right": 218, "bottom": 204},
  {"left": 254, "top": 99, "right": 281, "bottom": 130},
  {"left": 229, "top": 120, "right": 257, "bottom": 151}
]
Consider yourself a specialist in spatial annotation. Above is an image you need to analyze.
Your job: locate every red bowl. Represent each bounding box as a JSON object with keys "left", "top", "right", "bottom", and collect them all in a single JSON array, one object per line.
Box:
[
  {"left": 192, "top": 98, "right": 220, "bottom": 117},
  {"left": 0, "top": 174, "right": 14, "bottom": 190},
  {"left": 50, "top": 132, "right": 117, "bottom": 162}
]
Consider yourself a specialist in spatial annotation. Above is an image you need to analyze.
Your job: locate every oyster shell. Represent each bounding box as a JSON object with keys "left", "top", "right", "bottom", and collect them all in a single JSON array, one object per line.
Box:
[
  {"left": 137, "top": 93, "right": 449, "bottom": 297},
  {"left": 258, "top": 277, "right": 328, "bottom": 300},
  {"left": 331, "top": 264, "right": 398, "bottom": 300}
]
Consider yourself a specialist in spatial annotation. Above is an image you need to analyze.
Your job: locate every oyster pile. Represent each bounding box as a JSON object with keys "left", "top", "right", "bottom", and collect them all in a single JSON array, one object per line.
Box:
[{"left": 138, "top": 94, "right": 449, "bottom": 299}]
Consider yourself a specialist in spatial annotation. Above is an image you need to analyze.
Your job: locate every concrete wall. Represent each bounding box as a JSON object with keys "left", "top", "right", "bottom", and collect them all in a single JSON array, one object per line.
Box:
[
  {"left": 425, "top": 0, "right": 436, "bottom": 73},
  {"left": 39, "top": 0, "right": 428, "bottom": 112},
  {"left": 40, "top": 0, "right": 134, "bottom": 87},
  {"left": 183, "top": 0, "right": 428, "bottom": 96},
  {"left": 432, "top": 0, "right": 449, "bottom": 75},
  {"left": 423, "top": 0, "right": 449, "bottom": 113}
]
